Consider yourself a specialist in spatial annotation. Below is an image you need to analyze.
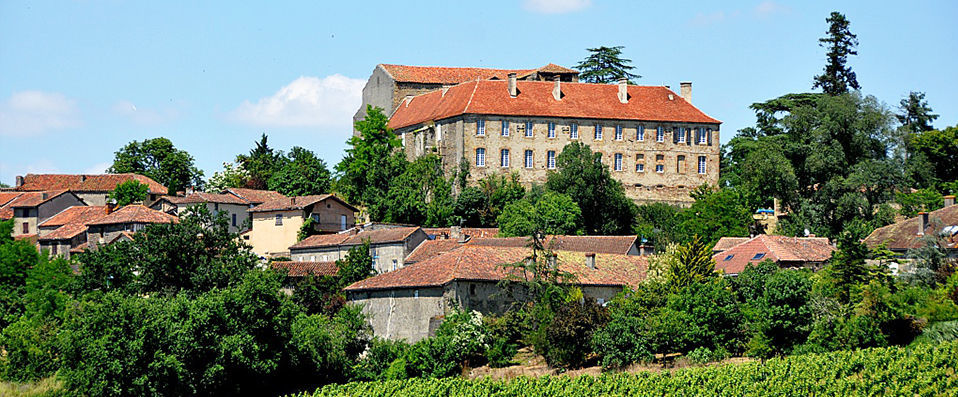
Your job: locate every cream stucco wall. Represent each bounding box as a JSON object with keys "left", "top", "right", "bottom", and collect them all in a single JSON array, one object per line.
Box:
[{"left": 247, "top": 210, "right": 304, "bottom": 258}]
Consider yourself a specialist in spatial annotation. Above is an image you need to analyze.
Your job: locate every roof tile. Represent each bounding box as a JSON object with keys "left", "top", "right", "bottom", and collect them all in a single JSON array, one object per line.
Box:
[
  {"left": 291, "top": 227, "right": 421, "bottom": 250},
  {"left": 864, "top": 205, "right": 958, "bottom": 251},
  {"left": 271, "top": 261, "right": 339, "bottom": 277},
  {"left": 85, "top": 205, "right": 179, "bottom": 226},
  {"left": 17, "top": 174, "right": 167, "bottom": 194},
  {"left": 713, "top": 235, "right": 834, "bottom": 275}
]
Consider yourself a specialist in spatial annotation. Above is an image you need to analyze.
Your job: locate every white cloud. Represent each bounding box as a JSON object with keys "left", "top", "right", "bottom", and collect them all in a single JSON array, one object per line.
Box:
[
  {"left": 111, "top": 100, "right": 179, "bottom": 125},
  {"left": 230, "top": 74, "right": 364, "bottom": 128},
  {"left": 522, "top": 0, "right": 591, "bottom": 14},
  {"left": 754, "top": 1, "right": 790, "bottom": 17},
  {"left": 0, "top": 91, "right": 81, "bottom": 137}
]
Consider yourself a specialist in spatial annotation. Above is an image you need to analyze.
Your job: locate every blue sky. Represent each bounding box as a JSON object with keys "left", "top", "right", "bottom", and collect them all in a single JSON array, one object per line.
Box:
[{"left": 1, "top": 0, "right": 956, "bottom": 186}]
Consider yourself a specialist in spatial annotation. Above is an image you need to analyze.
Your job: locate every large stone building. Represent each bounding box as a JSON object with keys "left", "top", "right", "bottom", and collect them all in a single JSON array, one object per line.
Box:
[
  {"left": 386, "top": 72, "right": 721, "bottom": 205},
  {"left": 354, "top": 63, "right": 579, "bottom": 131}
]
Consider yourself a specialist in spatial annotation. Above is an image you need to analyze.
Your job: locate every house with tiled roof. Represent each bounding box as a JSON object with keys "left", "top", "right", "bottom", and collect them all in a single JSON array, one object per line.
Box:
[
  {"left": 224, "top": 188, "right": 287, "bottom": 205},
  {"left": 5, "top": 190, "right": 84, "bottom": 238},
  {"left": 354, "top": 63, "right": 579, "bottom": 133},
  {"left": 13, "top": 173, "right": 168, "bottom": 205},
  {"left": 150, "top": 192, "right": 254, "bottom": 233},
  {"left": 346, "top": 245, "right": 648, "bottom": 341},
  {"left": 712, "top": 235, "right": 835, "bottom": 275},
  {"left": 84, "top": 205, "right": 178, "bottom": 249},
  {"left": 712, "top": 237, "right": 751, "bottom": 253},
  {"left": 390, "top": 75, "right": 720, "bottom": 205},
  {"left": 864, "top": 196, "right": 957, "bottom": 261},
  {"left": 289, "top": 226, "right": 427, "bottom": 274},
  {"left": 245, "top": 195, "right": 358, "bottom": 258},
  {"left": 36, "top": 206, "right": 109, "bottom": 258}
]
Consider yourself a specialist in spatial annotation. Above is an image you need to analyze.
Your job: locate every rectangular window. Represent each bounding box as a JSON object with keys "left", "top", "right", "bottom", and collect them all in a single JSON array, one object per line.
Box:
[
  {"left": 525, "top": 122, "right": 534, "bottom": 137},
  {"left": 548, "top": 122, "right": 556, "bottom": 138},
  {"left": 677, "top": 155, "right": 686, "bottom": 173},
  {"left": 594, "top": 124, "right": 603, "bottom": 140},
  {"left": 614, "top": 153, "right": 623, "bottom": 171},
  {"left": 274, "top": 214, "right": 283, "bottom": 226},
  {"left": 524, "top": 150, "right": 534, "bottom": 168},
  {"left": 232, "top": 213, "right": 237, "bottom": 227},
  {"left": 615, "top": 125, "right": 623, "bottom": 140},
  {"left": 635, "top": 163, "right": 645, "bottom": 172},
  {"left": 500, "top": 149, "right": 510, "bottom": 167},
  {"left": 502, "top": 121, "right": 509, "bottom": 136},
  {"left": 547, "top": 150, "right": 556, "bottom": 169},
  {"left": 570, "top": 123, "right": 579, "bottom": 139},
  {"left": 698, "top": 128, "right": 708, "bottom": 144},
  {"left": 22, "top": 222, "right": 28, "bottom": 234},
  {"left": 476, "top": 148, "right": 486, "bottom": 167},
  {"left": 656, "top": 164, "right": 664, "bottom": 173},
  {"left": 677, "top": 128, "right": 686, "bottom": 143},
  {"left": 476, "top": 119, "right": 485, "bottom": 136},
  {"left": 698, "top": 156, "right": 707, "bottom": 174},
  {"left": 340, "top": 215, "right": 347, "bottom": 230},
  {"left": 656, "top": 126, "right": 664, "bottom": 142},
  {"left": 637, "top": 126, "right": 645, "bottom": 141}
]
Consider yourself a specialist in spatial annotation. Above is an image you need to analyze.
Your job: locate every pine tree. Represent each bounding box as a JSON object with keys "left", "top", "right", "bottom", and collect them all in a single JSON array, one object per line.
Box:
[
  {"left": 575, "top": 46, "right": 641, "bottom": 84},
  {"left": 897, "top": 91, "right": 938, "bottom": 133},
  {"left": 812, "top": 12, "right": 860, "bottom": 95}
]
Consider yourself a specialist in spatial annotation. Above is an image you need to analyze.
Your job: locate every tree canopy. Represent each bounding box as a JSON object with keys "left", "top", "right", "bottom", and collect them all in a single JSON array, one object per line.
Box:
[
  {"left": 575, "top": 46, "right": 640, "bottom": 84},
  {"left": 108, "top": 180, "right": 149, "bottom": 206},
  {"left": 812, "top": 11, "right": 860, "bottom": 95},
  {"left": 107, "top": 137, "right": 204, "bottom": 194},
  {"left": 267, "top": 146, "right": 332, "bottom": 196}
]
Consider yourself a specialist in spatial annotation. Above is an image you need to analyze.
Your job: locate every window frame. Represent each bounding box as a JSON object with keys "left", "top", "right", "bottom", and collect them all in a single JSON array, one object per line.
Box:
[
  {"left": 547, "top": 150, "right": 556, "bottom": 169},
  {"left": 615, "top": 125, "right": 623, "bottom": 141},
  {"left": 637, "top": 125, "right": 645, "bottom": 141},
  {"left": 502, "top": 120, "right": 510, "bottom": 136},
  {"left": 524, "top": 149, "right": 534, "bottom": 169},
  {"left": 548, "top": 122, "right": 556, "bottom": 138},
  {"left": 476, "top": 148, "right": 486, "bottom": 167},
  {"left": 274, "top": 214, "right": 283, "bottom": 226},
  {"left": 476, "top": 119, "right": 485, "bottom": 136},
  {"left": 614, "top": 153, "right": 623, "bottom": 171},
  {"left": 698, "top": 156, "right": 707, "bottom": 174},
  {"left": 570, "top": 123, "right": 579, "bottom": 139},
  {"left": 656, "top": 126, "right": 664, "bottom": 142},
  {"left": 655, "top": 164, "right": 664, "bottom": 173},
  {"left": 500, "top": 148, "right": 510, "bottom": 168},
  {"left": 525, "top": 121, "right": 534, "bottom": 138},
  {"left": 594, "top": 124, "right": 603, "bottom": 140},
  {"left": 677, "top": 127, "right": 687, "bottom": 143}
]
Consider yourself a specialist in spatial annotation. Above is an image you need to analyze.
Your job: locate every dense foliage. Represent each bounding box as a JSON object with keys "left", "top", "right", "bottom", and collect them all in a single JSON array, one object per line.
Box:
[
  {"left": 107, "top": 179, "right": 149, "bottom": 206},
  {"left": 302, "top": 341, "right": 958, "bottom": 396},
  {"left": 575, "top": 45, "right": 640, "bottom": 84},
  {"left": 108, "top": 137, "right": 205, "bottom": 194}
]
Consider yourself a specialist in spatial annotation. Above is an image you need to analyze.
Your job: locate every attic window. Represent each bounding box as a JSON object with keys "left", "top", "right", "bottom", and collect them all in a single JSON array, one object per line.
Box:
[
  {"left": 752, "top": 253, "right": 766, "bottom": 260},
  {"left": 723, "top": 254, "right": 734, "bottom": 261}
]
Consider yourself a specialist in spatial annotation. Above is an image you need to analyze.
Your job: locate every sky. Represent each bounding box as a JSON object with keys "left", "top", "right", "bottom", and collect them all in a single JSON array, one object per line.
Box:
[{"left": 1, "top": 0, "right": 956, "bottom": 186}]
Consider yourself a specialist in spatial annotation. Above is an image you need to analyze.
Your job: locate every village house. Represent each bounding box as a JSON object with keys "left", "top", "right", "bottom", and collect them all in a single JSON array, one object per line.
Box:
[
  {"left": 354, "top": 63, "right": 579, "bottom": 132},
  {"left": 36, "top": 205, "right": 109, "bottom": 259},
  {"left": 404, "top": 234, "right": 649, "bottom": 266},
  {"left": 345, "top": 245, "right": 648, "bottom": 342},
  {"left": 11, "top": 173, "right": 168, "bottom": 205},
  {"left": 864, "top": 195, "right": 958, "bottom": 272},
  {"left": 712, "top": 235, "right": 835, "bottom": 275},
  {"left": 4, "top": 190, "right": 85, "bottom": 238},
  {"left": 388, "top": 73, "right": 721, "bottom": 205},
  {"left": 150, "top": 191, "right": 253, "bottom": 233},
  {"left": 245, "top": 194, "right": 358, "bottom": 258},
  {"left": 84, "top": 205, "right": 178, "bottom": 249},
  {"left": 289, "top": 226, "right": 427, "bottom": 274},
  {"left": 223, "top": 187, "right": 287, "bottom": 206}
]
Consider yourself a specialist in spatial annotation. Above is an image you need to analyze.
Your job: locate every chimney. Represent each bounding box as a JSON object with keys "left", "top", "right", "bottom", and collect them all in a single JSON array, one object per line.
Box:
[
  {"left": 918, "top": 212, "right": 929, "bottom": 235},
  {"left": 585, "top": 253, "right": 596, "bottom": 269},
  {"left": 680, "top": 82, "right": 692, "bottom": 103},
  {"left": 80, "top": 175, "right": 87, "bottom": 182},
  {"left": 106, "top": 199, "right": 116, "bottom": 214},
  {"left": 552, "top": 76, "right": 561, "bottom": 101},
  {"left": 15, "top": 175, "right": 23, "bottom": 188},
  {"left": 945, "top": 195, "right": 956, "bottom": 207},
  {"left": 617, "top": 78, "right": 628, "bottom": 103},
  {"left": 291, "top": 197, "right": 296, "bottom": 205},
  {"left": 508, "top": 73, "right": 517, "bottom": 98}
]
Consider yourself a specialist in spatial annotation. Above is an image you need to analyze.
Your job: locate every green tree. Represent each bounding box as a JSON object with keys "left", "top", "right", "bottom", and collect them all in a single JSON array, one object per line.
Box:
[
  {"left": 674, "top": 186, "right": 752, "bottom": 245},
  {"left": 376, "top": 155, "right": 454, "bottom": 226},
  {"left": 335, "top": 106, "right": 407, "bottom": 215},
  {"left": 546, "top": 142, "right": 636, "bottom": 235},
  {"left": 236, "top": 133, "right": 286, "bottom": 190},
  {"left": 897, "top": 91, "right": 938, "bottom": 134},
  {"left": 497, "top": 191, "right": 582, "bottom": 237},
  {"left": 634, "top": 202, "right": 680, "bottom": 251},
  {"left": 908, "top": 125, "right": 958, "bottom": 187},
  {"left": 107, "top": 137, "right": 204, "bottom": 194},
  {"left": 108, "top": 179, "right": 149, "bottom": 206},
  {"left": 812, "top": 11, "right": 860, "bottom": 95},
  {"left": 206, "top": 161, "right": 251, "bottom": 192},
  {"left": 895, "top": 188, "right": 943, "bottom": 217},
  {"left": 335, "top": 242, "right": 375, "bottom": 289},
  {"left": 268, "top": 146, "right": 332, "bottom": 196},
  {"left": 575, "top": 46, "right": 640, "bottom": 84}
]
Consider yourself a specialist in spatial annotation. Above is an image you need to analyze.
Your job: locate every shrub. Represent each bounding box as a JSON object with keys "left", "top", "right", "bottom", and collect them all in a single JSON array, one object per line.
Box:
[
  {"left": 686, "top": 346, "right": 729, "bottom": 364},
  {"left": 539, "top": 299, "right": 609, "bottom": 369},
  {"left": 353, "top": 338, "right": 410, "bottom": 381},
  {"left": 484, "top": 311, "right": 524, "bottom": 368},
  {"left": 0, "top": 317, "right": 60, "bottom": 382},
  {"left": 912, "top": 321, "right": 958, "bottom": 344}
]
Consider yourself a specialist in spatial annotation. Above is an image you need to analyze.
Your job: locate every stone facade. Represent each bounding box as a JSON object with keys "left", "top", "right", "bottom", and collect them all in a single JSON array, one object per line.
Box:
[{"left": 399, "top": 115, "right": 720, "bottom": 205}]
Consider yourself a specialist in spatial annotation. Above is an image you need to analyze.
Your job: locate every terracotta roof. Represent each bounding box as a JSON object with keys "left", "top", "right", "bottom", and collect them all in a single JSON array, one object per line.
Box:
[
  {"left": 17, "top": 173, "right": 167, "bottom": 194},
  {"left": 85, "top": 205, "right": 179, "bottom": 226},
  {"left": 290, "top": 226, "right": 421, "bottom": 250},
  {"left": 9, "top": 190, "right": 73, "bottom": 208},
  {"left": 70, "top": 242, "right": 89, "bottom": 253},
  {"left": 864, "top": 205, "right": 958, "bottom": 251},
  {"left": 38, "top": 223, "right": 89, "bottom": 241},
  {"left": 39, "top": 206, "right": 109, "bottom": 228},
  {"left": 713, "top": 235, "right": 834, "bottom": 275},
  {"left": 469, "top": 235, "right": 638, "bottom": 255},
  {"left": 380, "top": 64, "right": 535, "bottom": 84},
  {"left": 168, "top": 192, "right": 249, "bottom": 205},
  {"left": 404, "top": 239, "right": 466, "bottom": 264},
  {"left": 249, "top": 194, "right": 358, "bottom": 213},
  {"left": 713, "top": 237, "right": 750, "bottom": 253},
  {"left": 14, "top": 234, "right": 38, "bottom": 244},
  {"left": 389, "top": 80, "right": 721, "bottom": 130},
  {"left": 271, "top": 261, "right": 339, "bottom": 277},
  {"left": 0, "top": 192, "right": 28, "bottom": 219},
  {"left": 535, "top": 63, "right": 579, "bottom": 74},
  {"left": 422, "top": 227, "right": 499, "bottom": 239},
  {"left": 225, "top": 188, "right": 287, "bottom": 205},
  {"left": 0, "top": 192, "right": 21, "bottom": 207},
  {"left": 346, "top": 246, "right": 648, "bottom": 291}
]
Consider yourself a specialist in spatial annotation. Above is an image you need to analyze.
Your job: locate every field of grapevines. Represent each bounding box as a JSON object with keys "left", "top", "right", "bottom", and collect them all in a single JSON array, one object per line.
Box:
[{"left": 299, "top": 341, "right": 958, "bottom": 396}]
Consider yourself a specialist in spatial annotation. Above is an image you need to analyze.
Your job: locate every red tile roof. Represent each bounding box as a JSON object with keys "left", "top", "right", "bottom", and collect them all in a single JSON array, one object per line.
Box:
[
  {"left": 713, "top": 235, "right": 834, "bottom": 275},
  {"left": 167, "top": 192, "right": 250, "bottom": 205},
  {"left": 469, "top": 235, "right": 638, "bottom": 255},
  {"left": 422, "top": 227, "right": 499, "bottom": 239},
  {"left": 17, "top": 174, "right": 167, "bottom": 194},
  {"left": 864, "top": 205, "right": 958, "bottom": 251},
  {"left": 9, "top": 190, "right": 74, "bottom": 208},
  {"left": 389, "top": 80, "right": 721, "bottom": 130},
  {"left": 39, "top": 206, "right": 109, "bottom": 228},
  {"left": 70, "top": 241, "right": 89, "bottom": 253},
  {"left": 271, "top": 261, "right": 339, "bottom": 277},
  {"left": 346, "top": 246, "right": 647, "bottom": 291},
  {"left": 38, "top": 223, "right": 89, "bottom": 241},
  {"left": 85, "top": 205, "right": 179, "bottom": 226},
  {"left": 404, "top": 239, "right": 465, "bottom": 264},
  {"left": 225, "top": 188, "right": 287, "bottom": 205},
  {"left": 249, "top": 194, "right": 358, "bottom": 213},
  {"left": 381, "top": 65, "right": 531, "bottom": 84},
  {"left": 0, "top": 192, "right": 21, "bottom": 207},
  {"left": 712, "top": 237, "right": 751, "bottom": 252},
  {"left": 290, "top": 227, "right": 421, "bottom": 250}
]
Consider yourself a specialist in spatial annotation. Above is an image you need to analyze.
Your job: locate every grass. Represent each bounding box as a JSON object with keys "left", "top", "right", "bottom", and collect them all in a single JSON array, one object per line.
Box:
[{"left": 0, "top": 376, "right": 65, "bottom": 397}]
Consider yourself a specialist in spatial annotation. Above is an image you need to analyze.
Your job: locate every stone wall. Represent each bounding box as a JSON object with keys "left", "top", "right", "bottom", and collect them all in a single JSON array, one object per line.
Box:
[{"left": 399, "top": 115, "right": 721, "bottom": 205}]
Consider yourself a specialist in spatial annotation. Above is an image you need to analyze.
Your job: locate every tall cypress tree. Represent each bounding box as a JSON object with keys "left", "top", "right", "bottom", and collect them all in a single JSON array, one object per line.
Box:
[
  {"left": 575, "top": 46, "right": 641, "bottom": 84},
  {"left": 812, "top": 12, "right": 860, "bottom": 95}
]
